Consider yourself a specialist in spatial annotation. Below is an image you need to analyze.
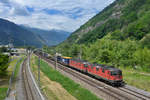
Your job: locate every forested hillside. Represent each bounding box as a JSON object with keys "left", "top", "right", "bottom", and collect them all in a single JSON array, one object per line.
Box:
[{"left": 46, "top": 0, "right": 150, "bottom": 72}]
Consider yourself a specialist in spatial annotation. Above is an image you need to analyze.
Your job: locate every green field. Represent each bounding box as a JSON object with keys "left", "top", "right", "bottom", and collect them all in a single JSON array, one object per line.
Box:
[
  {"left": 34, "top": 55, "right": 101, "bottom": 100},
  {"left": 120, "top": 67, "right": 150, "bottom": 92},
  {"left": 0, "top": 88, "right": 7, "bottom": 100}
]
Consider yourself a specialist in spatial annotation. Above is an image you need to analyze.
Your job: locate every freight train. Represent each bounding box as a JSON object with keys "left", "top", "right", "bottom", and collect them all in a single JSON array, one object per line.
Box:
[{"left": 35, "top": 51, "right": 124, "bottom": 86}]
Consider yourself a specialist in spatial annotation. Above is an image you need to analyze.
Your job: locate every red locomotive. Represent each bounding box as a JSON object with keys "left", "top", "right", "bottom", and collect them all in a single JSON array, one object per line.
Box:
[
  {"left": 69, "top": 59, "right": 123, "bottom": 86},
  {"left": 57, "top": 56, "right": 123, "bottom": 86}
]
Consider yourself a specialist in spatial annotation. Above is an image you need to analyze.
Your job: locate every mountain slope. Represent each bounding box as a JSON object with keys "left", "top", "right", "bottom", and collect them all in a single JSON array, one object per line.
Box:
[
  {"left": 51, "top": 0, "right": 150, "bottom": 69},
  {"left": 0, "top": 18, "right": 45, "bottom": 47},
  {"left": 63, "top": 0, "right": 150, "bottom": 44},
  {"left": 22, "top": 26, "right": 70, "bottom": 46}
]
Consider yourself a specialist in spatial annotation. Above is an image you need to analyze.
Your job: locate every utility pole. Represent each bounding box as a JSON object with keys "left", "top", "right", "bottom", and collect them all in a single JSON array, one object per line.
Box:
[
  {"left": 42, "top": 48, "right": 44, "bottom": 57},
  {"left": 8, "top": 35, "right": 13, "bottom": 58},
  {"left": 55, "top": 52, "right": 57, "bottom": 70},
  {"left": 38, "top": 56, "right": 40, "bottom": 87}
]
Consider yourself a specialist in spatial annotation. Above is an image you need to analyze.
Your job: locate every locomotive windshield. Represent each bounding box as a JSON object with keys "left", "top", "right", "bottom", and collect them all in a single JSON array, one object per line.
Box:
[
  {"left": 84, "top": 64, "right": 88, "bottom": 67},
  {"left": 111, "top": 70, "right": 122, "bottom": 76}
]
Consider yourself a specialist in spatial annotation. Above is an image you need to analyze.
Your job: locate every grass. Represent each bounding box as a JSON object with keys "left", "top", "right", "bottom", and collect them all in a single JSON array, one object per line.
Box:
[
  {"left": 0, "top": 57, "right": 19, "bottom": 87},
  {"left": 0, "top": 88, "right": 7, "bottom": 100},
  {"left": 33, "top": 55, "right": 101, "bottom": 100},
  {"left": 9, "top": 57, "right": 19, "bottom": 70},
  {"left": 31, "top": 55, "right": 76, "bottom": 100},
  {"left": 14, "top": 57, "right": 25, "bottom": 78},
  {"left": 0, "top": 55, "right": 26, "bottom": 100},
  {"left": 119, "top": 67, "right": 150, "bottom": 92}
]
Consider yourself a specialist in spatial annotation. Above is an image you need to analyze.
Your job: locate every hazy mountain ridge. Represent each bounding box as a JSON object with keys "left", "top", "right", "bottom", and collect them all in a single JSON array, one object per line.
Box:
[
  {"left": 21, "top": 26, "right": 70, "bottom": 46},
  {"left": 0, "top": 18, "right": 45, "bottom": 47}
]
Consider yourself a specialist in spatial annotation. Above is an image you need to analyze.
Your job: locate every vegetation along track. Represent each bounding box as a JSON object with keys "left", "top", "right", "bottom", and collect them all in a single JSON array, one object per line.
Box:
[{"left": 36, "top": 53, "right": 150, "bottom": 100}]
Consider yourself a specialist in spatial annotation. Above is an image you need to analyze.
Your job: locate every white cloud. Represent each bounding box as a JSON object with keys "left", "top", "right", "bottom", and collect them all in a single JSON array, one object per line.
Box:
[{"left": 0, "top": 0, "right": 115, "bottom": 32}]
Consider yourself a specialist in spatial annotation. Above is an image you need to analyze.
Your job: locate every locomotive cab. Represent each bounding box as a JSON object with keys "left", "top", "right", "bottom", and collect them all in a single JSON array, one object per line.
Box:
[{"left": 110, "top": 69, "right": 123, "bottom": 84}]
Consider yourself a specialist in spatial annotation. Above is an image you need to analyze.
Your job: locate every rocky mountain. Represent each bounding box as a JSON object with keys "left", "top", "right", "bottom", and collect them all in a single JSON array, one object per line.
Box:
[
  {"left": 63, "top": 0, "right": 150, "bottom": 44},
  {"left": 21, "top": 26, "right": 70, "bottom": 46},
  {"left": 0, "top": 18, "right": 45, "bottom": 47}
]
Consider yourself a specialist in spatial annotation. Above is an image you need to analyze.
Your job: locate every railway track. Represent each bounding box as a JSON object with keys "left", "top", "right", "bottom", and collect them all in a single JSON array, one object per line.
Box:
[
  {"left": 119, "top": 86, "right": 150, "bottom": 100},
  {"left": 22, "top": 55, "right": 45, "bottom": 100},
  {"left": 22, "top": 58, "right": 35, "bottom": 100},
  {"left": 36, "top": 53, "right": 150, "bottom": 100}
]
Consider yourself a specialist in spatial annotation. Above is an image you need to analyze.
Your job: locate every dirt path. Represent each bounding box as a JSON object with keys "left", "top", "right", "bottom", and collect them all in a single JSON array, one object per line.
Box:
[
  {"left": 127, "top": 70, "right": 150, "bottom": 76},
  {"left": 139, "top": 72, "right": 150, "bottom": 76}
]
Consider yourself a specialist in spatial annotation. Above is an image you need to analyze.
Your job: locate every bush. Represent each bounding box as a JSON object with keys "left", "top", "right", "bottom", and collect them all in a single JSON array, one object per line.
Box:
[
  {"left": 0, "top": 54, "right": 9, "bottom": 73},
  {"left": 140, "top": 34, "right": 150, "bottom": 49},
  {"left": 133, "top": 48, "right": 150, "bottom": 67}
]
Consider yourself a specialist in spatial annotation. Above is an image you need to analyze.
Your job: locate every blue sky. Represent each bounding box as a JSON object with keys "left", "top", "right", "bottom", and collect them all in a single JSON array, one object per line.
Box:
[{"left": 0, "top": 0, "right": 115, "bottom": 32}]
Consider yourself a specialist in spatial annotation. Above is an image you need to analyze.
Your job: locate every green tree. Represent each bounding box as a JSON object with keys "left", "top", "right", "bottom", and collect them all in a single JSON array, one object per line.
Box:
[
  {"left": 140, "top": 34, "right": 150, "bottom": 49},
  {"left": 0, "top": 47, "right": 8, "bottom": 53},
  {"left": 111, "top": 30, "right": 124, "bottom": 40},
  {"left": 133, "top": 48, "right": 150, "bottom": 67},
  {"left": 0, "top": 54, "right": 9, "bottom": 73}
]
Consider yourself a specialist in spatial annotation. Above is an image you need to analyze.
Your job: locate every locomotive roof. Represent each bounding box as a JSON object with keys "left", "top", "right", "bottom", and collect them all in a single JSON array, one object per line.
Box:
[
  {"left": 107, "top": 67, "right": 121, "bottom": 72},
  {"left": 93, "top": 63, "right": 121, "bottom": 71},
  {"left": 62, "top": 56, "right": 72, "bottom": 59},
  {"left": 70, "top": 59, "right": 121, "bottom": 72},
  {"left": 71, "top": 59, "right": 88, "bottom": 63}
]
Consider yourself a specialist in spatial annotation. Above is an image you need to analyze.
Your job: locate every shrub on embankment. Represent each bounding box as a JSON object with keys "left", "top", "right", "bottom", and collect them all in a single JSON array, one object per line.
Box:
[{"left": 0, "top": 54, "right": 9, "bottom": 75}]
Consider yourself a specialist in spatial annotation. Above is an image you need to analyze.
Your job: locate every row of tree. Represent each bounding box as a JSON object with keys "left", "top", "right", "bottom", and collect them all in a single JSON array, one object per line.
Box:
[
  {"left": 0, "top": 47, "right": 9, "bottom": 75},
  {"left": 46, "top": 32, "right": 150, "bottom": 72}
]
